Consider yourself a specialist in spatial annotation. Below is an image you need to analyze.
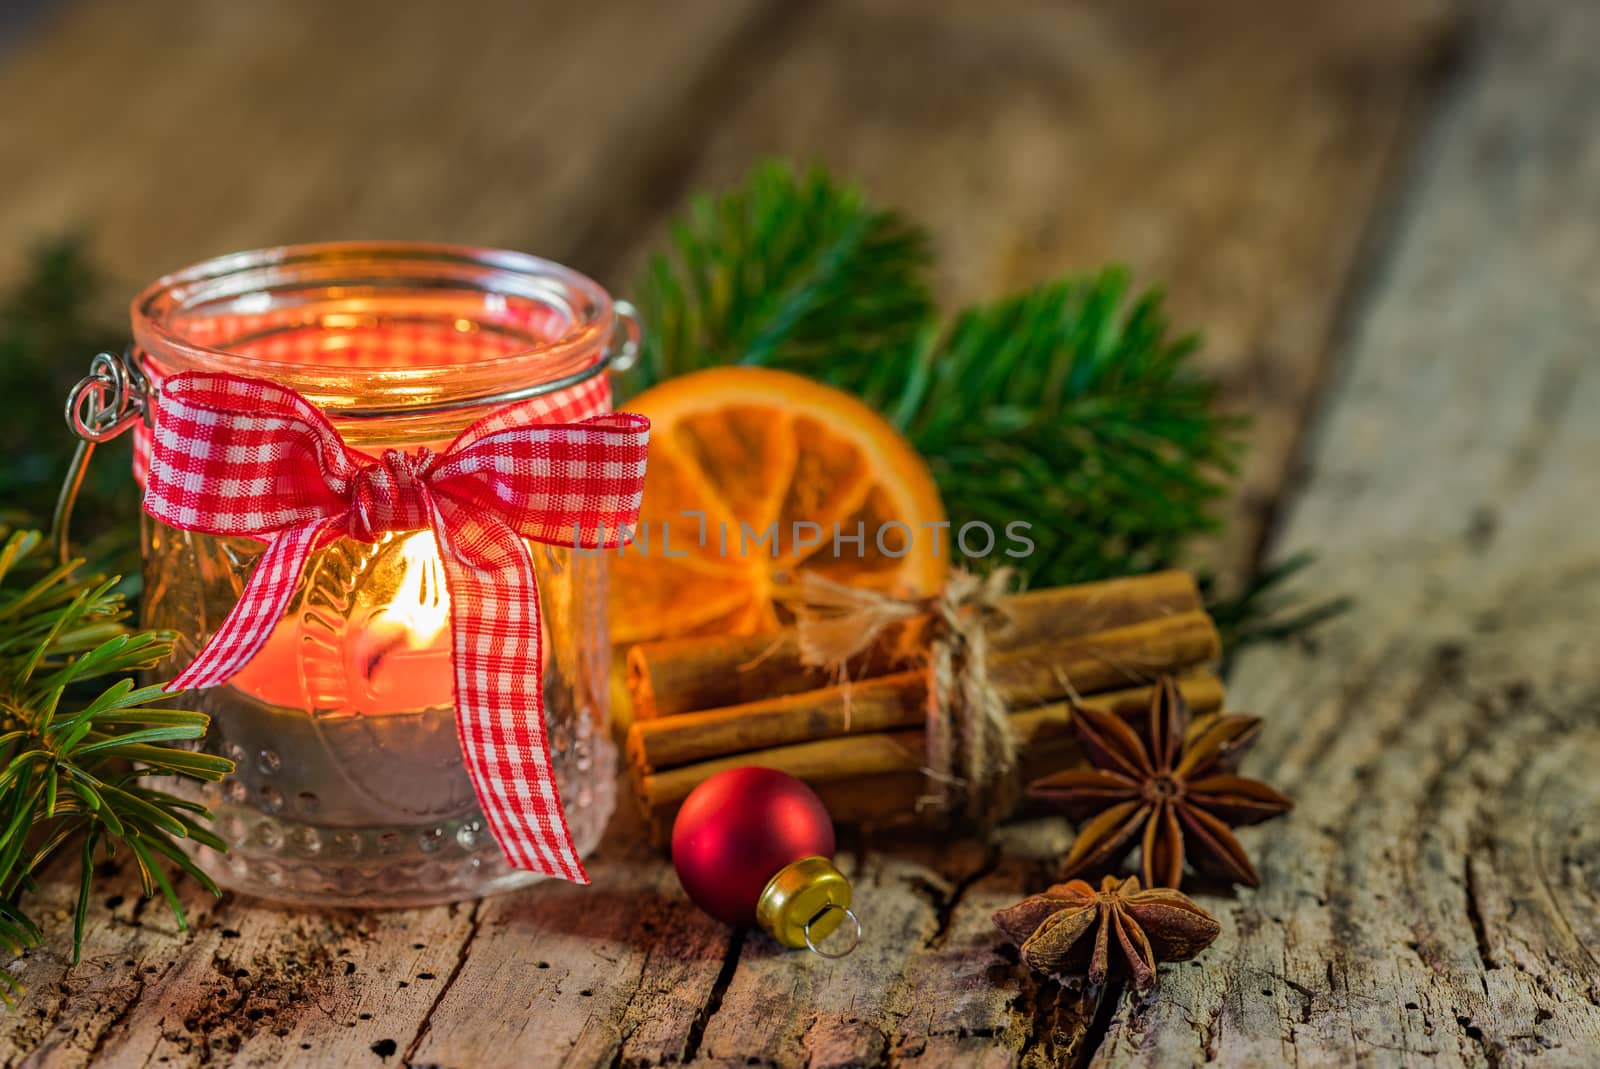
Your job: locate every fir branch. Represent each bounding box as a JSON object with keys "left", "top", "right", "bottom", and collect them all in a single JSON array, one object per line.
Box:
[
  {"left": 1203, "top": 552, "right": 1353, "bottom": 669},
  {"left": 0, "top": 529, "right": 232, "bottom": 1005},
  {"left": 628, "top": 162, "right": 1244, "bottom": 588},
  {"left": 894, "top": 271, "right": 1244, "bottom": 586},
  {"left": 622, "top": 161, "right": 935, "bottom": 399}
]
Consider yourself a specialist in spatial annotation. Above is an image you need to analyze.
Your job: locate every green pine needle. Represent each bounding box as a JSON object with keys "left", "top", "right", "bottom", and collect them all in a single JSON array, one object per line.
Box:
[
  {"left": 893, "top": 271, "right": 1243, "bottom": 586},
  {"left": 0, "top": 528, "right": 233, "bottom": 1004},
  {"left": 622, "top": 161, "right": 935, "bottom": 399},
  {"left": 628, "top": 161, "right": 1245, "bottom": 588},
  {"left": 1202, "top": 551, "right": 1353, "bottom": 668}
]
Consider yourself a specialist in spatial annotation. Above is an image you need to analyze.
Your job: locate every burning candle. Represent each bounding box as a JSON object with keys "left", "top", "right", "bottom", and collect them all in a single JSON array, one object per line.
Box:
[
  {"left": 128, "top": 244, "right": 631, "bottom": 906},
  {"left": 229, "top": 533, "right": 457, "bottom": 716}
]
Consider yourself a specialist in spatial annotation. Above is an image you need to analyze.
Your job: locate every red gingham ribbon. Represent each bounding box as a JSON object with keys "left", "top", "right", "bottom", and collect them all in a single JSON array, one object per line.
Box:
[{"left": 144, "top": 371, "right": 649, "bottom": 883}]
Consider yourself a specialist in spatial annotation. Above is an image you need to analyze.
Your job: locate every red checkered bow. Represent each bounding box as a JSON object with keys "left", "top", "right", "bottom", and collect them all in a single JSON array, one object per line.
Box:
[{"left": 144, "top": 371, "right": 649, "bottom": 883}]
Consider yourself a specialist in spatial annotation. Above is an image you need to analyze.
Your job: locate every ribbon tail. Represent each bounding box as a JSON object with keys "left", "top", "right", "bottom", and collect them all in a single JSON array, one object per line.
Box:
[
  {"left": 168, "top": 520, "right": 335, "bottom": 692},
  {"left": 430, "top": 507, "right": 589, "bottom": 884}
]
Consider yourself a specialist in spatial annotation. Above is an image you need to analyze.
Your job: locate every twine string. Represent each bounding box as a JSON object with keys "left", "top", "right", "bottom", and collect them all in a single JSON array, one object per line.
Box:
[{"left": 787, "top": 568, "right": 1020, "bottom": 824}]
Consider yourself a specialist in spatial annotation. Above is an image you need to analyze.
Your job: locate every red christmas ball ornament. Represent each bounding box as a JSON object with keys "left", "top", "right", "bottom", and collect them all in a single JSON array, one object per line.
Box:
[{"left": 672, "top": 767, "right": 860, "bottom": 956}]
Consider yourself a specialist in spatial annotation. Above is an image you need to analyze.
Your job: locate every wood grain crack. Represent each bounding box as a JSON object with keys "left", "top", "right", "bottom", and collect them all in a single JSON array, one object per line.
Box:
[
  {"left": 81, "top": 977, "right": 145, "bottom": 1064},
  {"left": 678, "top": 930, "right": 743, "bottom": 1065},
  {"left": 908, "top": 842, "right": 1003, "bottom": 951},
  {"left": 1068, "top": 980, "right": 1122, "bottom": 1069},
  {"left": 1463, "top": 855, "right": 1495, "bottom": 978},
  {"left": 401, "top": 899, "right": 483, "bottom": 1066}
]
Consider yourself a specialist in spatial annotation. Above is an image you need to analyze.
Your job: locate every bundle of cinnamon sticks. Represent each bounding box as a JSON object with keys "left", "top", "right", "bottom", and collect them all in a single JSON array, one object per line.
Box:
[{"left": 624, "top": 570, "right": 1224, "bottom": 842}]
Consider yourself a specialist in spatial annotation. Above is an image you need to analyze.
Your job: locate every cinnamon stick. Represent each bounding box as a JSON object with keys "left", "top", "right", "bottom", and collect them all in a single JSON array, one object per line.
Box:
[
  {"left": 636, "top": 673, "right": 1225, "bottom": 841},
  {"left": 627, "top": 610, "right": 1220, "bottom": 774},
  {"left": 627, "top": 569, "right": 1204, "bottom": 719}
]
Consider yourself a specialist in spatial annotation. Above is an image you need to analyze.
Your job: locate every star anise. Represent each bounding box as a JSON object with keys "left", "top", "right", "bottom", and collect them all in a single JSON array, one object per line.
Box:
[
  {"left": 993, "top": 874, "right": 1220, "bottom": 991},
  {"left": 1029, "top": 675, "right": 1293, "bottom": 889}
]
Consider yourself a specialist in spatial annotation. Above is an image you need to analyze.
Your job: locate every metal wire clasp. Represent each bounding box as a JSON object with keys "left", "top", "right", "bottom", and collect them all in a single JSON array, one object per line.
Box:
[
  {"left": 53, "top": 349, "right": 152, "bottom": 563},
  {"left": 66, "top": 348, "right": 151, "bottom": 441}
]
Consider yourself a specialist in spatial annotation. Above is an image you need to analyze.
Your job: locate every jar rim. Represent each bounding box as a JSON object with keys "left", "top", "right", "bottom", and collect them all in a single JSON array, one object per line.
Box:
[{"left": 129, "top": 241, "right": 615, "bottom": 414}]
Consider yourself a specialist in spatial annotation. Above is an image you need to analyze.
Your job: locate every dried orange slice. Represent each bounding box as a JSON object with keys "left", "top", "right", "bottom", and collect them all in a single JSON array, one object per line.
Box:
[{"left": 609, "top": 367, "right": 948, "bottom": 645}]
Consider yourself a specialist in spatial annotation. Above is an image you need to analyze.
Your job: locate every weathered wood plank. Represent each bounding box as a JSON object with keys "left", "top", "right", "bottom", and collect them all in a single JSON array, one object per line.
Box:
[
  {"left": 0, "top": 0, "right": 1465, "bottom": 1066},
  {"left": 102, "top": 907, "right": 482, "bottom": 1068},
  {"left": 405, "top": 821, "right": 1086, "bottom": 1069},
  {"left": 404, "top": 818, "right": 732, "bottom": 1069},
  {"left": 0, "top": 864, "right": 481, "bottom": 1068},
  {"left": 0, "top": 0, "right": 779, "bottom": 290},
  {"left": 689, "top": 840, "right": 998, "bottom": 1066},
  {"left": 0, "top": 797, "right": 1096, "bottom": 1068},
  {"left": 603, "top": 0, "right": 1459, "bottom": 584},
  {"left": 1087, "top": 0, "right": 1600, "bottom": 1064}
]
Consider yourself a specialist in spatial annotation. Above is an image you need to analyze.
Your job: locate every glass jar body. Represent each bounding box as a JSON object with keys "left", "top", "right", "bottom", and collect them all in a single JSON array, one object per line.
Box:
[{"left": 133, "top": 243, "right": 620, "bottom": 906}]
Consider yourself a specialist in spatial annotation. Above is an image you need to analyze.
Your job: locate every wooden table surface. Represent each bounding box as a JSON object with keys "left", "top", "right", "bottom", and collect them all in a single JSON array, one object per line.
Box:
[{"left": 5, "top": 0, "right": 1599, "bottom": 1065}]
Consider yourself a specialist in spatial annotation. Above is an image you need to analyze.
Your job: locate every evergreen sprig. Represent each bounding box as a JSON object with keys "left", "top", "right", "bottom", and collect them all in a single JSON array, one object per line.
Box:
[
  {"left": 1202, "top": 552, "right": 1355, "bottom": 667},
  {"left": 893, "top": 272, "right": 1241, "bottom": 584},
  {"left": 0, "top": 529, "right": 233, "bottom": 1004},
  {"left": 627, "top": 161, "right": 1243, "bottom": 588},
  {"left": 626, "top": 162, "right": 935, "bottom": 399}
]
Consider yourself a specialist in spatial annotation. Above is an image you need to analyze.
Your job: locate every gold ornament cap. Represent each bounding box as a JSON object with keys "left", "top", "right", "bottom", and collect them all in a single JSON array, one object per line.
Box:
[{"left": 754, "top": 856, "right": 861, "bottom": 957}]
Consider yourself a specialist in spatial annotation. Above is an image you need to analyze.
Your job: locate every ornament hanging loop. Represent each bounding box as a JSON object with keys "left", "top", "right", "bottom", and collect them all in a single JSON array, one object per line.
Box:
[
  {"left": 803, "top": 904, "right": 862, "bottom": 960},
  {"left": 53, "top": 348, "right": 151, "bottom": 563}
]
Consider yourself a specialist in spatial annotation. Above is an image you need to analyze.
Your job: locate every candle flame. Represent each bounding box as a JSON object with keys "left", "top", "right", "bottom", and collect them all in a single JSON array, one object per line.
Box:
[{"left": 391, "top": 534, "right": 450, "bottom": 647}]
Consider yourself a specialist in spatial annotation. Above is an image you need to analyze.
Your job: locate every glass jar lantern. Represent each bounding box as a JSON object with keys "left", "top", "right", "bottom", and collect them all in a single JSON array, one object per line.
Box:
[{"left": 106, "top": 243, "right": 632, "bottom": 907}]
